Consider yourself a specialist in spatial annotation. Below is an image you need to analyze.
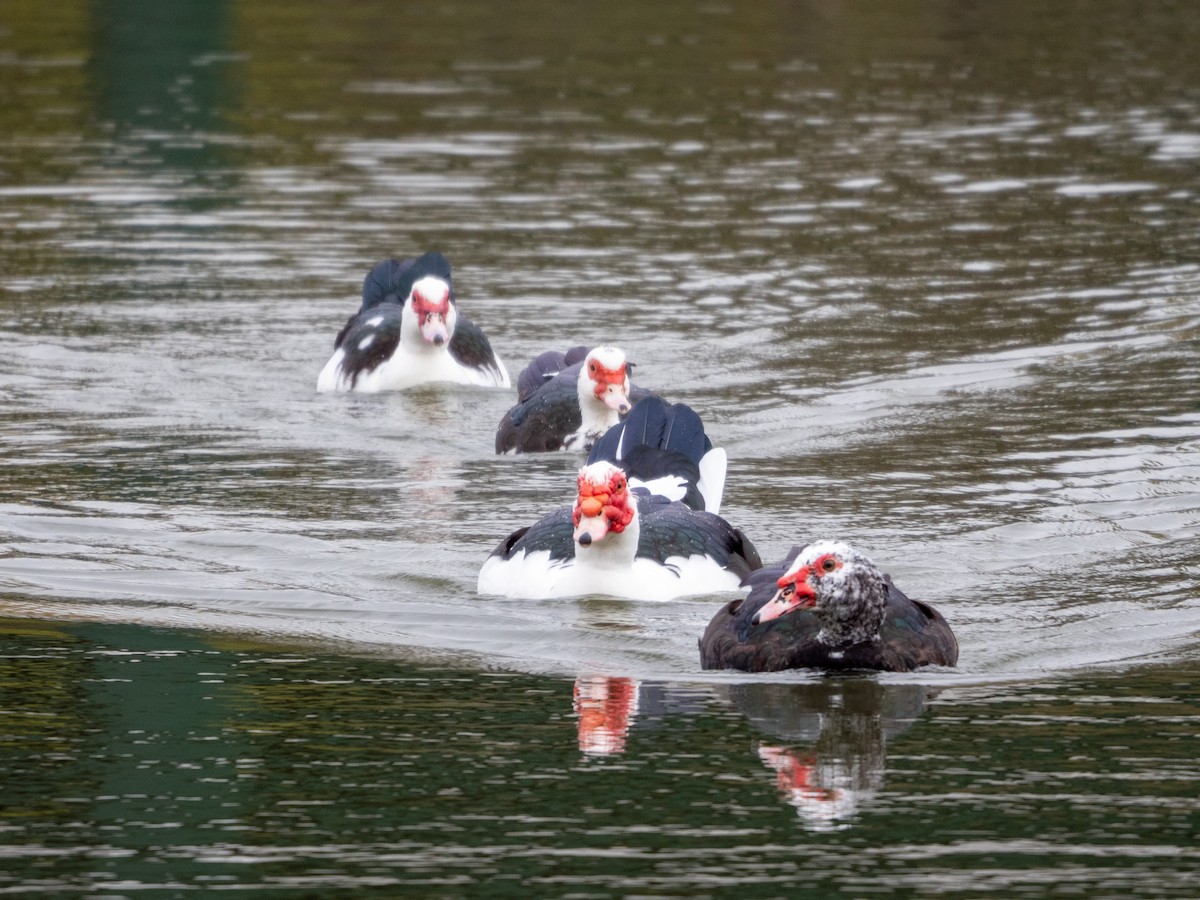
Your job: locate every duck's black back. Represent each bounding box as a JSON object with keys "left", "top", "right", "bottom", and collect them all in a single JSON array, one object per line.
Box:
[{"left": 495, "top": 361, "right": 587, "bottom": 453}]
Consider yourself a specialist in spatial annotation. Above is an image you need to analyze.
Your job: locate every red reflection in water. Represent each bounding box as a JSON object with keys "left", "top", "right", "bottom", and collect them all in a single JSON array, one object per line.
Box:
[{"left": 573, "top": 675, "right": 639, "bottom": 756}]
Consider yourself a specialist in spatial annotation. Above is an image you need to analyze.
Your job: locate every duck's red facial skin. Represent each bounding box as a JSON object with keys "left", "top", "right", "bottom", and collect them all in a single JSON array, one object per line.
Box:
[
  {"left": 587, "top": 358, "right": 631, "bottom": 412},
  {"left": 808, "top": 553, "right": 843, "bottom": 579},
  {"left": 587, "top": 359, "right": 627, "bottom": 395},
  {"left": 412, "top": 283, "right": 452, "bottom": 345},
  {"left": 756, "top": 553, "right": 845, "bottom": 625},
  {"left": 573, "top": 468, "right": 638, "bottom": 547},
  {"left": 750, "top": 564, "right": 821, "bottom": 626},
  {"left": 572, "top": 467, "right": 634, "bottom": 543},
  {"left": 776, "top": 553, "right": 842, "bottom": 592}
]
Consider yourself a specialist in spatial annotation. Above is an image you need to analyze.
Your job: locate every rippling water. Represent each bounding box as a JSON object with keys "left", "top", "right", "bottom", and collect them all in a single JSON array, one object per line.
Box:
[{"left": 2, "top": 0, "right": 1199, "bottom": 894}]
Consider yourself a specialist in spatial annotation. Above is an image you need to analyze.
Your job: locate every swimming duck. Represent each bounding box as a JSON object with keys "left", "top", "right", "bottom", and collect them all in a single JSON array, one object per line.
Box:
[
  {"left": 317, "top": 252, "right": 509, "bottom": 392},
  {"left": 699, "top": 540, "right": 958, "bottom": 673},
  {"left": 479, "top": 399, "right": 760, "bottom": 600},
  {"left": 494, "top": 345, "right": 652, "bottom": 453}
]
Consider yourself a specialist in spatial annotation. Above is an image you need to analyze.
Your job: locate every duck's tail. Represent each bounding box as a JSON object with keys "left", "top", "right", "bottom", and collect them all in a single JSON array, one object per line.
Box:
[{"left": 588, "top": 396, "right": 726, "bottom": 513}]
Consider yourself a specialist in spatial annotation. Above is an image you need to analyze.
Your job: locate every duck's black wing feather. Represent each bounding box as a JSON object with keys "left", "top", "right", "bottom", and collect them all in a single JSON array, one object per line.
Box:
[
  {"left": 605, "top": 396, "right": 711, "bottom": 463},
  {"left": 360, "top": 252, "right": 454, "bottom": 313},
  {"left": 637, "top": 496, "right": 762, "bottom": 582},
  {"left": 873, "top": 586, "right": 959, "bottom": 670},
  {"left": 516, "top": 346, "right": 591, "bottom": 402},
  {"left": 620, "top": 446, "right": 705, "bottom": 510},
  {"left": 329, "top": 304, "right": 403, "bottom": 389},
  {"left": 488, "top": 506, "right": 575, "bottom": 563},
  {"left": 448, "top": 313, "right": 504, "bottom": 380},
  {"left": 495, "top": 362, "right": 585, "bottom": 453},
  {"left": 589, "top": 397, "right": 713, "bottom": 510}
]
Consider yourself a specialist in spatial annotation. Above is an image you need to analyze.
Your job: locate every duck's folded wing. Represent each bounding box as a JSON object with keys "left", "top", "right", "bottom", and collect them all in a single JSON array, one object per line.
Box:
[
  {"left": 329, "top": 305, "right": 403, "bottom": 388},
  {"left": 449, "top": 313, "right": 508, "bottom": 384},
  {"left": 516, "top": 347, "right": 591, "bottom": 402},
  {"left": 488, "top": 506, "right": 575, "bottom": 562},
  {"left": 638, "top": 501, "right": 762, "bottom": 581},
  {"left": 496, "top": 365, "right": 584, "bottom": 452},
  {"left": 360, "top": 252, "right": 453, "bottom": 312}
]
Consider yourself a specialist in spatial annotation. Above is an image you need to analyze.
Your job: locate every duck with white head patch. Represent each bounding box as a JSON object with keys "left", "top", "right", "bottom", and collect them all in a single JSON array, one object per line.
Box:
[
  {"left": 317, "top": 252, "right": 509, "bottom": 392},
  {"left": 479, "top": 399, "right": 760, "bottom": 601},
  {"left": 494, "top": 345, "right": 654, "bottom": 453},
  {"left": 699, "top": 540, "right": 958, "bottom": 673}
]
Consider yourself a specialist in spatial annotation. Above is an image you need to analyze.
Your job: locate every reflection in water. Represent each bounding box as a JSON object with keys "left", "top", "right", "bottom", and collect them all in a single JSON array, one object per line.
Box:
[
  {"left": 568, "top": 673, "right": 937, "bottom": 830},
  {"left": 88, "top": 0, "right": 236, "bottom": 162},
  {"left": 755, "top": 745, "right": 877, "bottom": 832},
  {"left": 718, "top": 679, "right": 931, "bottom": 830},
  {"left": 1, "top": 623, "right": 1197, "bottom": 896},
  {"left": 573, "top": 674, "right": 639, "bottom": 756},
  {"left": 3, "top": 0, "right": 1200, "bottom": 893}
]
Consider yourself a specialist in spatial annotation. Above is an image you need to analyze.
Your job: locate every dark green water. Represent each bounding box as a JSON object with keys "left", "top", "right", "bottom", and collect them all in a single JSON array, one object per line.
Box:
[
  {"left": 2, "top": 619, "right": 1198, "bottom": 897},
  {"left": 2, "top": 0, "right": 1199, "bottom": 894}
]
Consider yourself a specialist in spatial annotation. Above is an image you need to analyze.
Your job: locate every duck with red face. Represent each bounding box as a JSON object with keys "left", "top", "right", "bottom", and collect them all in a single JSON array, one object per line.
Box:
[
  {"left": 495, "top": 345, "right": 653, "bottom": 454},
  {"left": 409, "top": 278, "right": 455, "bottom": 346},
  {"left": 480, "top": 403, "right": 761, "bottom": 601},
  {"left": 317, "top": 252, "right": 510, "bottom": 393},
  {"left": 700, "top": 540, "right": 958, "bottom": 673},
  {"left": 571, "top": 462, "right": 636, "bottom": 549}
]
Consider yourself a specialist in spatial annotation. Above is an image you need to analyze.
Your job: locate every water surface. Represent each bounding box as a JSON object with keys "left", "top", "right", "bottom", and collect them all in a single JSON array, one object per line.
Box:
[{"left": 2, "top": 0, "right": 1199, "bottom": 894}]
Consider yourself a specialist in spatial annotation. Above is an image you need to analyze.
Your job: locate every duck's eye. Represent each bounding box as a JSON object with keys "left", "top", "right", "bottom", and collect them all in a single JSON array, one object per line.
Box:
[
  {"left": 588, "top": 362, "right": 597, "bottom": 374},
  {"left": 780, "top": 584, "right": 794, "bottom": 598},
  {"left": 820, "top": 556, "right": 838, "bottom": 573}
]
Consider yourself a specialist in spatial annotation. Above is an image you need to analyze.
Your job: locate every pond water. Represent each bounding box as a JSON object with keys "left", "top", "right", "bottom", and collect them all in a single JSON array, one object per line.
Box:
[{"left": 2, "top": 0, "right": 1198, "bottom": 895}]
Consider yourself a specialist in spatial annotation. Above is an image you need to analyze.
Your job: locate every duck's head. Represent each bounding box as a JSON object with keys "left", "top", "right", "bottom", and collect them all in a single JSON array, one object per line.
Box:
[
  {"left": 581, "top": 347, "right": 632, "bottom": 415},
  {"left": 572, "top": 461, "right": 636, "bottom": 546},
  {"left": 751, "top": 540, "right": 888, "bottom": 645},
  {"left": 409, "top": 275, "right": 457, "bottom": 346}
]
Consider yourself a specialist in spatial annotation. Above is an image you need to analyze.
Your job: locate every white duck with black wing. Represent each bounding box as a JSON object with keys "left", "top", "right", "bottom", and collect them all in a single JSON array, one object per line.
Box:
[
  {"left": 494, "top": 345, "right": 653, "bottom": 454},
  {"left": 478, "top": 397, "right": 759, "bottom": 601},
  {"left": 317, "top": 252, "right": 509, "bottom": 392}
]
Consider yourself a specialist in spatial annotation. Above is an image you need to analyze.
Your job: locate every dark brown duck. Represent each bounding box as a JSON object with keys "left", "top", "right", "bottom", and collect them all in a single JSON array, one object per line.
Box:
[{"left": 700, "top": 540, "right": 958, "bottom": 673}]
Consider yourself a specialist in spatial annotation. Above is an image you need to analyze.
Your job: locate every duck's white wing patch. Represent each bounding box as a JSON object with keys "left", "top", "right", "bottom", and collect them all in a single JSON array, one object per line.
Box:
[
  {"left": 697, "top": 447, "right": 726, "bottom": 515},
  {"left": 631, "top": 474, "right": 688, "bottom": 503}
]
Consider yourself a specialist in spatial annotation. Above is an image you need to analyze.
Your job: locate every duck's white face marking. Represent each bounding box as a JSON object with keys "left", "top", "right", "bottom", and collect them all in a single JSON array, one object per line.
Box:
[
  {"left": 410, "top": 276, "right": 455, "bottom": 345},
  {"left": 583, "top": 346, "right": 631, "bottom": 414}
]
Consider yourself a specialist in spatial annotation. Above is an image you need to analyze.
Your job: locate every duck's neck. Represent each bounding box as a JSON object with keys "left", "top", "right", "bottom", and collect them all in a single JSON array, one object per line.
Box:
[
  {"left": 817, "top": 621, "right": 882, "bottom": 647},
  {"left": 815, "top": 572, "right": 888, "bottom": 646},
  {"left": 575, "top": 513, "right": 641, "bottom": 571},
  {"left": 576, "top": 377, "right": 620, "bottom": 440}
]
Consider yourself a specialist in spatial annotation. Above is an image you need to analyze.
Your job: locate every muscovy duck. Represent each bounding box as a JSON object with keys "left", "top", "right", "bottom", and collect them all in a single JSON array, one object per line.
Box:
[
  {"left": 699, "top": 540, "right": 958, "bottom": 673},
  {"left": 317, "top": 252, "right": 509, "bottom": 392},
  {"left": 494, "top": 345, "right": 653, "bottom": 453},
  {"left": 478, "top": 399, "right": 760, "bottom": 600}
]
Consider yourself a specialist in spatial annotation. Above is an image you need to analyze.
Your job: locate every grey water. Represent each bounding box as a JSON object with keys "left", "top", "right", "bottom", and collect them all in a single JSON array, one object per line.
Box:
[{"left": 2, "top": 0, "right": 1199, "bottom": 895}]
